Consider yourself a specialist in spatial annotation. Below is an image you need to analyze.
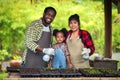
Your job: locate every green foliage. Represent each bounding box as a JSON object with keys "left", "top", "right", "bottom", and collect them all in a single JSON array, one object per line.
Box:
[
  {"left": 0, "top": 50, "right": 11, "bottom": 61},
  {"left": 112, "top": 7, "right": 120, "bottom": 53},
  {"left": 0, "top": 72, "right": 8, "bottom": 80},
  {"left": 0, "top": 0, "right": 120, "bottom": 61}
]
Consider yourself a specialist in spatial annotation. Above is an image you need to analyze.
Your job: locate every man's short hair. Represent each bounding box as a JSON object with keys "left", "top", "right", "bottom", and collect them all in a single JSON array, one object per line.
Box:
[{"left": 44, "top": 6, "right": 57, "bottom": 16}]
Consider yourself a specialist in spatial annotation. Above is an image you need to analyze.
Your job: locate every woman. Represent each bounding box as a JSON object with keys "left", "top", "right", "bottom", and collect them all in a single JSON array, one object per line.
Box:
[{"left": 65, "top": 14, "right": 95, "bottom": 69}]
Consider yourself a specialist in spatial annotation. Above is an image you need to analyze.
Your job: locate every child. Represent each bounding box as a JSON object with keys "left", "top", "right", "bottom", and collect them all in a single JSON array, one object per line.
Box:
[{"left": 49, "top": 28, "right": 73, "bottom": 68}]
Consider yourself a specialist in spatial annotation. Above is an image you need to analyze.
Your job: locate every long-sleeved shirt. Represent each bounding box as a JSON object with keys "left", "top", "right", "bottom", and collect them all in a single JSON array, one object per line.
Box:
[
  {"left": 52, "top": 43, "right": 70, "bottom": 56},
  {"left": 22, "top": 18, "right": 53, "bottom": 61},
  {"left": 66, "top": 29, "right": 95, "bottom": 55}
]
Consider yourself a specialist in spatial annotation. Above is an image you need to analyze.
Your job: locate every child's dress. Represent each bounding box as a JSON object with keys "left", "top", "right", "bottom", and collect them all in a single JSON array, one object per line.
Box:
[{"left": 52, "top": 43, "right": 69, "bottom": 68}]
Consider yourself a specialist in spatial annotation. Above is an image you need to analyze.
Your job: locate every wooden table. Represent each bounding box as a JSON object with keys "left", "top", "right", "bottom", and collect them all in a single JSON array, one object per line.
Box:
[
  {"left": 3, "top": 77, "right": 120, "bottom": 80},
  {"left": 4, "top": 71, "right": 120, "bottom": 80}
]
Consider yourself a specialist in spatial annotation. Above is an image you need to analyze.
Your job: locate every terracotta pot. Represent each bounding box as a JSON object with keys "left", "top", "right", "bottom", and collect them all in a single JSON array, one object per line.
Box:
[{"left": 10, "top": 60, "right": 22, "bottom": 68}]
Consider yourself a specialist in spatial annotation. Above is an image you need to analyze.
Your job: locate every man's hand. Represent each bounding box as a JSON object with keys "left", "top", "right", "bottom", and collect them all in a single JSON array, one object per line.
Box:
[{"left": 43, "top": 48, "right": 54, "bottom": 55}]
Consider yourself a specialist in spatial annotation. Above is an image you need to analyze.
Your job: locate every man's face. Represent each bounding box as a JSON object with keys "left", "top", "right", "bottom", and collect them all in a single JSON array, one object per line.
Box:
[{"left": 43, "top": 10, "right": 56, "bottom": 26}]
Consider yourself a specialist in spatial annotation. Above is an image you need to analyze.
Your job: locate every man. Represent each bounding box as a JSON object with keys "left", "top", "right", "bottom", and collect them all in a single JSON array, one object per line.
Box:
[{"left": 23, "top": 6, "right": 57, "bottom": 68}]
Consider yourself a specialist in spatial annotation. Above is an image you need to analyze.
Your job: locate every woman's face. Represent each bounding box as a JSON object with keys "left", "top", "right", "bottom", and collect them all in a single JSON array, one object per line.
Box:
[{"left": 69, "top": 20, "right": 79, "bottom": 32}]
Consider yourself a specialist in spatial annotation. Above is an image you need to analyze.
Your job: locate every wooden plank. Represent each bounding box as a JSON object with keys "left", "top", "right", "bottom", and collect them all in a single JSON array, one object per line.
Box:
[
  {"left": 77, "top": 77, "right": 100, "bottom": 80},
  {"left": 3, "top": 78, "right": 120, "bottom": 80},
  {"left": 20, "top": 78, "right": 40, "bottom": 80},
  {"left": 40, "top": 78, "right": 62, "bottom": 80},
  {"left": 61, "top": 78, "right": 83, "bottom": 80},
  {"left": 8, "top": 72, "right": 20, "bottom": 78},
  {"left": 104, "top": 0, "right": 112, "bottom": 58},
  {"left": 3, "top": 78, "right": 40, "bottom": 80},
  {"left": 3, "top": 78, "right": 19, "bottom": 80},
  {"left": 100, "top": 77, "right": 118, "bottom": 80}
]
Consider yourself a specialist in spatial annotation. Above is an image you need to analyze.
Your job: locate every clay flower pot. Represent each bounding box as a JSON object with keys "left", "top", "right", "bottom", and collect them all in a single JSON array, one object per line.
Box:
[{"left": 10, "top": 60, "right": 22, "bottom": 68}]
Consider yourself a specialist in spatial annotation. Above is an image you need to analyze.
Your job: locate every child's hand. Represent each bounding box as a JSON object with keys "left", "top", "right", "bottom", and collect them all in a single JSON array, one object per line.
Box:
[
  {"left": 68, "top": 63, "right": 73, "bottom": 68},
  {"left": 47, "top": 64, "right": 51, "bottom": 68}
]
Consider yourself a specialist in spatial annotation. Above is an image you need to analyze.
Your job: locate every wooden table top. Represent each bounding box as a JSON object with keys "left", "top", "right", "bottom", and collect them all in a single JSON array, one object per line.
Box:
[{"left": 3, "top": 77, "right": 120, "bottom": 80}]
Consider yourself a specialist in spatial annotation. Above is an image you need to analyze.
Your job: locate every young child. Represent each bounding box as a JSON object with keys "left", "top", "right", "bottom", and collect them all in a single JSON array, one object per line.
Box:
[{"left": 49, "top": 28, "right": 73, "bottom": 68}]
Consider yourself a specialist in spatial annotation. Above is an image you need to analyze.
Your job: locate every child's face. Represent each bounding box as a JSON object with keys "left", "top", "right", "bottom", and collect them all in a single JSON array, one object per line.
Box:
[{"left": 55, "top": 32, "right": 65, "bottom": 44}]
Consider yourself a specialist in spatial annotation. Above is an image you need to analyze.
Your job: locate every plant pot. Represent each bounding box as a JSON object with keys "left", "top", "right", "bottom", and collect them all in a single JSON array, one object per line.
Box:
[{"left": 10, "top": 60, "right": 22, "bottom": 68}]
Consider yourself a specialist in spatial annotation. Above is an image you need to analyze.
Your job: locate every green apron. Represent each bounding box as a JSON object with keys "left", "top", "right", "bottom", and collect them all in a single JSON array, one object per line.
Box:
[{"left": 67, "top": 37, "right": 90, "bottom": 69}]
